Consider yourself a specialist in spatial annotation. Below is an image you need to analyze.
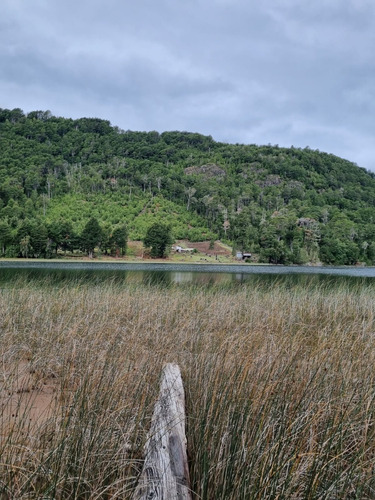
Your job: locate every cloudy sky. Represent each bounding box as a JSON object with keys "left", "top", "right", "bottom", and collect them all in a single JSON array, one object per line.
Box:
[{"left": 1, "top": 0, "right": 374, "bottom": 170}]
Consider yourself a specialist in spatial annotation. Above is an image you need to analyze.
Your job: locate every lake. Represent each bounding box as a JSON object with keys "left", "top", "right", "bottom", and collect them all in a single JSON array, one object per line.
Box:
[{"left": 1, "top": 261, "right": 375, "bottom": 287}]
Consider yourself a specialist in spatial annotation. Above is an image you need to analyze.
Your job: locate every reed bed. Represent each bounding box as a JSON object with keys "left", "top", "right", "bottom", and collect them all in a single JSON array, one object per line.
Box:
[{"left": 1, "top": 277, "right": 375, "bottom": 498}]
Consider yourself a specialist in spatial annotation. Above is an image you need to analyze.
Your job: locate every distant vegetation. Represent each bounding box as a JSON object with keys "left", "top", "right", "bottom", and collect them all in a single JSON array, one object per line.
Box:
[{"left": 1, "top": 107, "right": 375, "bottom": 264}]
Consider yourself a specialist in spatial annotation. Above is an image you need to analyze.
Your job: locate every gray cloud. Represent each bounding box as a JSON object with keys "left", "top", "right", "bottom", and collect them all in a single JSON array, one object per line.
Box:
[{"left": 0, "top": 0, "right": 374, "bottom": 170}]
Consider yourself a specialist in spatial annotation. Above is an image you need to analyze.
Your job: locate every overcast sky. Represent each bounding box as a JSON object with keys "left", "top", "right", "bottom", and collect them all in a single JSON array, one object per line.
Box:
[{"left": 1, "top": 0, "right": 374, "bottom": 170}]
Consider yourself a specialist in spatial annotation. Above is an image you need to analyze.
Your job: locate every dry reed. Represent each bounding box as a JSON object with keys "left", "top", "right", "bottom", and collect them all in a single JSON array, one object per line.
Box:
[{"left": 1, "top": 277, "right": 375, "bottom": 498}]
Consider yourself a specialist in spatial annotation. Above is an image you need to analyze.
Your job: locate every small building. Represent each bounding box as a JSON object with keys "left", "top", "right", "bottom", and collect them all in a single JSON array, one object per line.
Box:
[
  {"left": 173, "top": 245, "right": 195, "bottom": 253},
  {"left": 236, "top": 251, "right": 252, "bottom": 261}
]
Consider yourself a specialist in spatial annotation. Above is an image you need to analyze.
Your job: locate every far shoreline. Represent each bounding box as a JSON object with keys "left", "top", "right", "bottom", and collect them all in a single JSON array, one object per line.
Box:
[{"left": 1, "top": 259, "right": 375, "bottom": 278}]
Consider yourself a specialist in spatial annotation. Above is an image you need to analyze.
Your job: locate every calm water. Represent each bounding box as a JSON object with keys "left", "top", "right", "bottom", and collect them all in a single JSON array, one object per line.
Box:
[{"left": 1, "top": 261, "right": 375, "bottom": 288}]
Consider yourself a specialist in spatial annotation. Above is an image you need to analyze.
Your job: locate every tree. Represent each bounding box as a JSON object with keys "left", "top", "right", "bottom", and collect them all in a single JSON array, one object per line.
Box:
[
  {"left": 259, "top": 241, "right": 289, "bottom": 264},
  {"left": 19, "top": 235, "right": 31, "bottom": 258},
  {"left": 16, "top": 219, "right": 49, "bottom": 258},
  {"left": 185, "top": 186, "right": 196, "bottom": 211},
  {"left": 30, "top": 222, "right": 49, "bottom": 258},
  {"left": 231, "top": 209, "right": 258, "bottom": 252},
  {"left": 143, "top": 223, "right": 173, "bottom": 258},
  {"left": 319, "top": 238, "right": 359, "bottom": 265},
  {"left": 48, "top": 220, "right": 74, "bottom": 254},
  {"left": 110, "top": 224, "right": 128, "bottom": 256},
  {"left": 0, "top": 221, "right": 12, "bottom": 255},
  {"left": 81, "top": 217, "right": 103, "bottom": 258}
]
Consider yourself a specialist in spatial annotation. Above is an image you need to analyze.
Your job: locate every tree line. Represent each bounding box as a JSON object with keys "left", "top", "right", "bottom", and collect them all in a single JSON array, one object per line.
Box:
[
  {"left": 0, "top": 215, "right": 174, "bottom": 259},
  {"left": 0, "top": 217, "right": 128, "bottom": 258}
]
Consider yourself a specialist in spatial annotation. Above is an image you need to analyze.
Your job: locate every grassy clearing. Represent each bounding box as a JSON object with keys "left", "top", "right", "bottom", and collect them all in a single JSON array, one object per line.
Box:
[{"left": 1, "top": 278, "right": 375, "bottom": 498}]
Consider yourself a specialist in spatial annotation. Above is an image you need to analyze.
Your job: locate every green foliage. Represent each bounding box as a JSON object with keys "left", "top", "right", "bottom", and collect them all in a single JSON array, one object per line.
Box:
[
  {"left": 1, "top": 107, "right": 375, "bottom": 264},
  {"left": 48, "top": 219, "right": 75, "bottom": 254},
  {"left": 0, "top": 220, "right": 12, "bottom": 255},
  {"left": 80, "top": 217, "right": 103, "bottom": 257},
  {"left": 143, "top": 223, "right": 173, "bottom": 258},
  {"left": 110, "top": 224, "right": 128, "bottom": 256},
  {"left": 319, "top": 239, "right": 359, "bottom": 265},
  {"left": 15, "top": 219, "right": 49, "bottom": 258}
]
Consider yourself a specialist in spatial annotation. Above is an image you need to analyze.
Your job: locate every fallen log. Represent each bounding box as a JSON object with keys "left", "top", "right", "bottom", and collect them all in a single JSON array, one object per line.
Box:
[{"left": 133, "top": 363, "right": 192, "bottom": 500}]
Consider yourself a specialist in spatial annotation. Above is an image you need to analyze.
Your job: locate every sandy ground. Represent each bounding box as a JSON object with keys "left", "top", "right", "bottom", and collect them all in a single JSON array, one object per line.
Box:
[{"left": 1, "top": 360, "right": 59, "bottom": 439}]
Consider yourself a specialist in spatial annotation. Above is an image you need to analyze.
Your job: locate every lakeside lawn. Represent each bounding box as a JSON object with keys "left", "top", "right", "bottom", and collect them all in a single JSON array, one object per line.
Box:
[{"left": 1, "top": 278, "right": 375, "bottom": 498}]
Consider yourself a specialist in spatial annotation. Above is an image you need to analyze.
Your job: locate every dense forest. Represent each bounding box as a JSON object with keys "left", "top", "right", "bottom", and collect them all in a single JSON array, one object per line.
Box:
[{"left": 1, "top": 107, "right": 375, "bottom": 264}]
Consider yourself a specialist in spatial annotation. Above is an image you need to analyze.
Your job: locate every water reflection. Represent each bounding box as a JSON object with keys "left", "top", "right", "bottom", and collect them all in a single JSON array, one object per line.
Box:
[
  {"left": 171, "top": 272, "right": 193, "bottom": 284},
  {"left": 0, "top": 263, "right": 375, "bottom": 289},
  {"left": 142, "top": 271, "right": 172, "bottom": 287}
]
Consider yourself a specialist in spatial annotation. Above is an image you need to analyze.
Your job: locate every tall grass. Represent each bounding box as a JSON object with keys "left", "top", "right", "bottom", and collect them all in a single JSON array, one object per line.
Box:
[{"left": 1, "top": 277, "right": 375, "bottom": 498}]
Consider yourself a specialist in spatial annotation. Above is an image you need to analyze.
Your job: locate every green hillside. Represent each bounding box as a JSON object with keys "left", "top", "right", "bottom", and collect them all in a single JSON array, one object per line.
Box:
[{"left": 1, "top": 107, "right": 375, "bottom": 264}]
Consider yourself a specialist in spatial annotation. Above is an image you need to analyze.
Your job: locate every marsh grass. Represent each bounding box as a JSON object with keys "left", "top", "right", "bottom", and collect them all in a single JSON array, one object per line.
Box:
[{"left": 1, "top": 277, "right": 375, "bottom": 498}]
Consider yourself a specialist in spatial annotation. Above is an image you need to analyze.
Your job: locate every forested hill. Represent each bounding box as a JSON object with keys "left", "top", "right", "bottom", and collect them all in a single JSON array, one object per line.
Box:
[{"left": 1, "top": 107, "right": 375, "bottom": 265}]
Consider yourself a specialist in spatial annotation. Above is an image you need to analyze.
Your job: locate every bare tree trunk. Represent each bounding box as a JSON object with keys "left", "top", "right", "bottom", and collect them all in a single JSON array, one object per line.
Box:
[{"left": 133, "top": 363, "right": 192, "bottom": 500}]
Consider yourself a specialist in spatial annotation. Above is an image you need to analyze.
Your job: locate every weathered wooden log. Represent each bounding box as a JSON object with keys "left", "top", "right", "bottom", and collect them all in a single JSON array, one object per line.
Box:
[{"left": 133, "top": 363, "right": 192, "bottom": 500}]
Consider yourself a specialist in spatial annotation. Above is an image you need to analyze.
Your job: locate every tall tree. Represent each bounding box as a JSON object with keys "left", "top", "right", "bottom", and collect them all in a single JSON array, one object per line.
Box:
[
  {"left": 0, "top": 221, "right": 12, "bottom": 256},
  {"left": 48, "top": 220, "right": 75, "bottom": 254},
  {"left": 111, "top": 224, "right": 128, "bottom": 256},
  {"left": 144, "top": 223, "right": 173, "bottom": 258},
  {"left": 81, "top": 217, "right": 103, "bottom": 258}
]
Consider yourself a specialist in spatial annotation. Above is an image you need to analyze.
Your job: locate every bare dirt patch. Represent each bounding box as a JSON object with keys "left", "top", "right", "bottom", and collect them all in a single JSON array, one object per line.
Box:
[
  {"left": 1, "top": 360, "right": 59, "bottom": 440},
  {"left": 175, "top": 240, "right": 232, "bottom": 256}
]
